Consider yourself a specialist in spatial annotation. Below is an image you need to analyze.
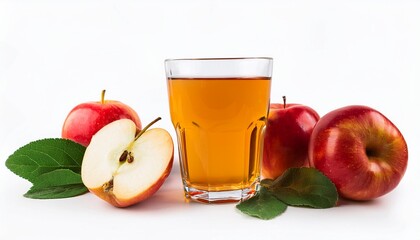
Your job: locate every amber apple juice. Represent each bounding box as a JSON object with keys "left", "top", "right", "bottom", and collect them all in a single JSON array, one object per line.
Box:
[{"left": 167, "top": 77, "right": 271, "bottom": 202}]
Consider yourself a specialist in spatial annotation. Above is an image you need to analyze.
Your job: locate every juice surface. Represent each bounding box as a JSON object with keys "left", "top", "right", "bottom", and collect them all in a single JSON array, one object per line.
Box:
[{"left": 167, "top": 77, "right": 271, "bottom": 191}]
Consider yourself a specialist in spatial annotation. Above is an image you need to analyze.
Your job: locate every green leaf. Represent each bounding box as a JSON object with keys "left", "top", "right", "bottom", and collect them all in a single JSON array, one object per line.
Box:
[
  {"left": 268, "top": 167, "right": 338, "bottom": 208},
  {"left": 5, "top": 138, "right": 88, "bottom": 199},
  {"left": 31, "top": 169, "right": 84, "bottom": 187},
  {"left": 5, "top": 138, "right": 86, "bottom": 183},
  {"left": 24, "top": 184, "right": 88, "bottom": 199},
  {"left": 236, "top": 187, "right": 288, "bottom": 220},
  {"left": 24, "top": 165, "right": 88, "bottom": 199}
]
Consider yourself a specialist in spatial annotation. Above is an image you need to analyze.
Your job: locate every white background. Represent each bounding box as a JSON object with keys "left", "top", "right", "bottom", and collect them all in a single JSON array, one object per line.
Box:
[{"left": 1, "top": 0, "right": 419, "bottom": 239}]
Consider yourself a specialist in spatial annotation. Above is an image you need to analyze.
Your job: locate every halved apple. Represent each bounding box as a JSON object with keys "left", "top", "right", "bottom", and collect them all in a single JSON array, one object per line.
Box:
[{"left": 81, "top": 118, "right": 174, "bottom": 207}]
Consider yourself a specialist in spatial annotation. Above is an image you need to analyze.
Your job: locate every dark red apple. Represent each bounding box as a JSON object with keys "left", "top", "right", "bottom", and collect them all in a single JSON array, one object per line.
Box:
[
  {"left": 309, "top": 105, "right": 408, "bottom": 201},
  {"left": 62, "top": 90, "right": 141, "bottom": 147},
  {"left": 262, "top": 97, "right": 320, "bottom": 179}
]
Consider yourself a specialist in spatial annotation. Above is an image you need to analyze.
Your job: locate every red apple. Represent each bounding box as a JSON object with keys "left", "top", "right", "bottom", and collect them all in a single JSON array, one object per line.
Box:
[
  {"left": 262, "top": 97, "right": 320, "bottom": 179},
  {"left": 81, "top": 117, "right": 174, "bottom": 207},
  {"left": 309, "top": 105, "right": 408, "bottom": 201},
  {"left": 62, "top": 90, "right": 141, "bottom": 147}
]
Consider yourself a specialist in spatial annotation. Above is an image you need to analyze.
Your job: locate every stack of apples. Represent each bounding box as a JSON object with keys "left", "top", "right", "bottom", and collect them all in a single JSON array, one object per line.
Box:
[
  {"left": 263, "top": 97, "right": 408, "bottom": 201},
  {"left": 62, "top": 90, "right": 174, "bottom": 207}
]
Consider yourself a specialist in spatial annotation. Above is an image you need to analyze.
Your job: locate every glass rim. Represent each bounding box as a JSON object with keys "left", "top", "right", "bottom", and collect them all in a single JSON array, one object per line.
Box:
[{"left": 164, "top": 57, "right": 273, "bottom": 62}]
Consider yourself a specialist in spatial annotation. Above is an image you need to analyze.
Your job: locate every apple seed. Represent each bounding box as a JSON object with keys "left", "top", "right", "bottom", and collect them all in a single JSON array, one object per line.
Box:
[
  {"left": 127, "top": 153, "right": 134, "bottom": 163},
  {"left": 119, "top": 150, "right": 135, "bottom": 164},
  {"left": 119, "top": 150, "right": 129, "bottom": 162}
]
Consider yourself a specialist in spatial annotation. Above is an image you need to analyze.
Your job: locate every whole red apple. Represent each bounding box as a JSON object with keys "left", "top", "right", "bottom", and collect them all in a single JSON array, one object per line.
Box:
[
  {"left": 309, "top": 105, "right": 408, "bottom": 201},
  {"left": 262, "top": 97, "right": 320, "bottom": 179},
  {"left": 62, "top": 90, "right": 141, "bottom": 147}
]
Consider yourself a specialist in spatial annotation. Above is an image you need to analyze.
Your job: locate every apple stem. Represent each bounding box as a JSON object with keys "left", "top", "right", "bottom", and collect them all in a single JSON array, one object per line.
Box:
[
  {"left": 282, "top": 96, "right": 286, "bottom": 109},
  {"left": 134, "top": 117, "right": 162, "bottom": 141},
  {"left": 101, "top": 89, "right": 106, "bottom": 104}
]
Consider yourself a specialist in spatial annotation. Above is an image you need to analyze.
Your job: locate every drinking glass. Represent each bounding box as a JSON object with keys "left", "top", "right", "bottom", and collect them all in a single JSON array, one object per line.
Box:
[{"left": 165, "top": 57, "right": 272, "bottom": 203}]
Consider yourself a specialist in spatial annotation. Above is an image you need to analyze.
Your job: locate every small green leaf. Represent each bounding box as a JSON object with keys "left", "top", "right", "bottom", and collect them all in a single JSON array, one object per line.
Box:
[
  {"left": 31, "top": 169, "right": 84, "bottom": 187},
  {"left": 25, "top": 169, "right": 88, "bottom": 199},
  {"left": 5, "top": 138, "right": 86, "bottom": 183},
  {"left": 5, "top": 138, "right": 88, "bottom": 199},
  {"left": 24, "top": 184, "right": 88, "bottom": 199},
  {"left": 236, "top": 187, "right": 288, "bottom": 220},
  {"left": 268, "top": 167, "right": 338, "bottom": 208}
]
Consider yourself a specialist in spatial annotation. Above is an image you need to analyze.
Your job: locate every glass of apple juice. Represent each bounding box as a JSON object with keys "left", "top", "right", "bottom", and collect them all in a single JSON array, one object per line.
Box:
[{"left": 165, "top": 57, "right": 272, "bottom": 203}]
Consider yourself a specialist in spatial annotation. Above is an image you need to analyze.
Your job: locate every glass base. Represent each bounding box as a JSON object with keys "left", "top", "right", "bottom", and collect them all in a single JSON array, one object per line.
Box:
[{"left": 183, "top": 181, "right": 260, "bottom": 204}]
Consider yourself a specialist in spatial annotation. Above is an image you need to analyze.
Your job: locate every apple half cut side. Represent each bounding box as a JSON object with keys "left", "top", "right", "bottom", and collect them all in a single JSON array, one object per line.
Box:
[{"left": 81, "top": 118, "right": 174, "bottom": 207}]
